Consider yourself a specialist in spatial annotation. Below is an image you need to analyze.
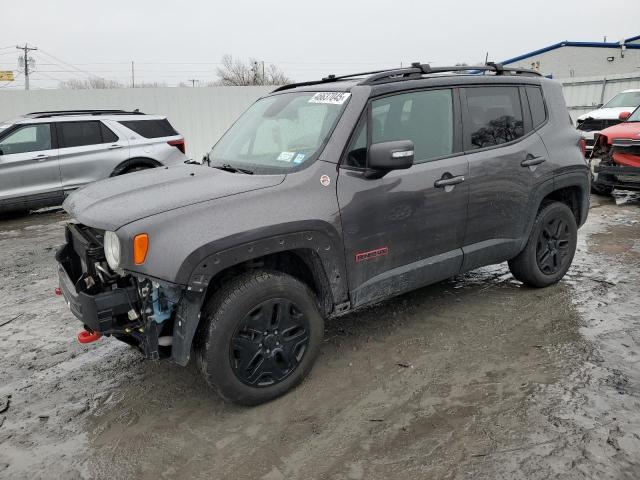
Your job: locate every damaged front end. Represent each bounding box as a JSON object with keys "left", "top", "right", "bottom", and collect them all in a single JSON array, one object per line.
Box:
[
  {"left": 591, "top": 134, "right": 640, "bottom": 192},
  {"left": 56, "top": 223, "right": 201, "bottom": 365}
]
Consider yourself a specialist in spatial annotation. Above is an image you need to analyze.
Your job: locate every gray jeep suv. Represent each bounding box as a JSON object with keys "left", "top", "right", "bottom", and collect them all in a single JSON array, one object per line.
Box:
[{"left": 56, "top": 64, "right": 589, "bottom": 405}]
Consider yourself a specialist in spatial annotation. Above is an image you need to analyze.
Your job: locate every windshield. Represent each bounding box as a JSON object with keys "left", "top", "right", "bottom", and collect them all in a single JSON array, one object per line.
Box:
[
  {"left": 210, "top": 91, "right": 350, "bottom": 174},
  {"left": 603, "top": 91, "right": 640, "bottom": 109},
  {"left": 628, "top": 106, "right": 640, "bottom": 122}
]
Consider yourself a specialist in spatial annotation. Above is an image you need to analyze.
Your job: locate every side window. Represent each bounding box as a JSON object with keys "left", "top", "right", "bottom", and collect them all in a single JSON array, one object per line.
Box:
[
  {"left": 525, "top": 86, "right": 547, "bottom": 128},
  {"left": 371, "top": 89, "right": 453, "bottom": 163},
  {"left": 464, "top": 87, "right": 524, "bottom": 149},
  {"left": 59, "top": 121, "right": 103, "bottom": 148},
  {"left": 0, "top": 124, "right": 51, "bottom": 155},
  {"left": 100, "top": 122, "right": 119, "bottom": 143}
]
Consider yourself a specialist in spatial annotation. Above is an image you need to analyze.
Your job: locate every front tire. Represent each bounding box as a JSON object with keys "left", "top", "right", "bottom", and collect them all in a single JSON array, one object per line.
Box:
[
  {"left": 195, "top": 270, "right": 324, "bottom": 406},
  {"left": 508, "top": 202, "right": 578, "bottom": 288}
]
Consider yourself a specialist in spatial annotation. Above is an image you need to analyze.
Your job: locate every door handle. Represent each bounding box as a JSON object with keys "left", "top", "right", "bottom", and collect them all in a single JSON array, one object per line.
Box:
[
  {"left": 434, "top": 175, "right": 465, "bottom": 188},
  {"left": 109, "top": 144, "right": 123, "bottom": 149},
  {"left": 521, "top": 156, "right": 546, "bottom": 167},
  {"left": 32, "top": 154, "right": 49, "bottom": 161}
]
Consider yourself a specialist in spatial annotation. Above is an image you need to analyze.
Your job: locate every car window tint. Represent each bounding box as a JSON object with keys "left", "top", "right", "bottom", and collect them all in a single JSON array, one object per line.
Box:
[
  {"left": 465, "top": 87, "right": 524, "bottom": 149},
  {"left": 0, "top": 124, "right": 51, "bottom": 155},
  {"left": 60, "top": 121, "right": 103, "bottom": 148},
  {"left": 100, "top": 122, "right": 119, "bottom": 143},
  {"left": 525, "top": 86, "right": 547, "bottom": 128},
  {"left": 371, "top": 89, "right": 453, "bottom": 163},
  {"left": 118, "top": 119, "right": 177, "bottom": 138}
]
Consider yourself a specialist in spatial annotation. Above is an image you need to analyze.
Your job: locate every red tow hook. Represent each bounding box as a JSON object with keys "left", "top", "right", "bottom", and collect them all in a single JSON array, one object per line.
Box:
[
  {"left": 77, "top": 330, "right": 102, "bottom": 344},
  {"left": 54, "top": 287, "right": 62, "bottom": 296}
]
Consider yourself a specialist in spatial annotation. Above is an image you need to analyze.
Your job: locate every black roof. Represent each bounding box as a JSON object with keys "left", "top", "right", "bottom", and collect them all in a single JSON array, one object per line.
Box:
[
  {"left": 273, "top": 62, "right": 542, "bottom": 93},
  {"left": 24, "top": 109, "right": 145, "bottom": 119}
]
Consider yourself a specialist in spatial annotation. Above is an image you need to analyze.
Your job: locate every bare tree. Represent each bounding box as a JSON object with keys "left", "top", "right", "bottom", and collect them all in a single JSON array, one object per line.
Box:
[
  {"left": 214, "top": 55, "right": 291, "bottom": 86},
  {"left": 58, "top": 77, "right": 124, "bottom": 89},
  {"left": 58, "top": 78, "right": 167, "bottom": 89}
]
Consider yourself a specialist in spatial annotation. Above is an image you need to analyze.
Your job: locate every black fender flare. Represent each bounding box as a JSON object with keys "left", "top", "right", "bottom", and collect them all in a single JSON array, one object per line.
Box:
[
  {"left": 177, "top": 222, "right": 349, "bottom": 306},
  {"left": 110, "top": 157, "right": 162, "bottom": 176},
  {"left": 517, "top": 167, "right": 589, "bottom": 253}
]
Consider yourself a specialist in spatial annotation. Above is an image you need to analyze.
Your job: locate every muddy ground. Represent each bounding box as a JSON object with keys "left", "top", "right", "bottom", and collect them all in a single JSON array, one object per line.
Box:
[{"left": 0, "top": 194, "right": 639, "bottom": 480}]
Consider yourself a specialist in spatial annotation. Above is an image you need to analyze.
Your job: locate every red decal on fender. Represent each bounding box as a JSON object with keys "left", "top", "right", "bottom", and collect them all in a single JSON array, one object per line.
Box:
[{"left": 355, "top": 247, "right": 389, "bottom": 263}]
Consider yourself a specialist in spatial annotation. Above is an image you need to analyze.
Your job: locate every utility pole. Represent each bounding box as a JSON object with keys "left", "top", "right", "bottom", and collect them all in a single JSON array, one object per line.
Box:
[
  {"left": 253, "top": 61, "right": 258, "bottom": 85},
  {"left": 16, "top": 43, "right": 37, "bottom": 90},
  {"left": 187, "top": 79, "right": 198, "bottom": 87},
  {"left": 131, "top": 61, "right": 135, "bottom": 88}
]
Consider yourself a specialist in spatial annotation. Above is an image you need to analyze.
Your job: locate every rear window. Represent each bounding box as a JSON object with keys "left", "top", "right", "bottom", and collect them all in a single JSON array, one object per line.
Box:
[{"left": 118, "top": 119, "right": 178, "bottom": 138}]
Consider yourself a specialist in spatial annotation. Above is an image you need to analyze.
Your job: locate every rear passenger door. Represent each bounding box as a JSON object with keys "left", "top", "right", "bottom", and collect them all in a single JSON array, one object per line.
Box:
[
  {"left": 337, "top": 88, "right": 469, "bottom": 307},
  {"left": 57, "top": 120, "right": 129, "bottom": 194},
  {"left": 460, "top": 85, "right": 553, "bottom": 272}
]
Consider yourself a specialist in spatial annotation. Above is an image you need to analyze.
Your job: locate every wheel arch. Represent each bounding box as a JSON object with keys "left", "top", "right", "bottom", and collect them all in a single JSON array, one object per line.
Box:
[
  {"left": 110, "top": 157, "right": 162, "bottom": 176},
  {"left": 179, "top": 228, "right": 349, "bottom": 314}
]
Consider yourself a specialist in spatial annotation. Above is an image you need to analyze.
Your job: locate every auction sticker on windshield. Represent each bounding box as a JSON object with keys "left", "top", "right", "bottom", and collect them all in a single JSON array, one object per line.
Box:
[{"left": 308, "top": 92, "right": 351, "bottom": 105}]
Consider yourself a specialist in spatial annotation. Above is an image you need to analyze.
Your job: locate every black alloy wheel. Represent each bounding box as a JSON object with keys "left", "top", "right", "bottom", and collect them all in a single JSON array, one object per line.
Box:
[{"left": 230, "top": 298, "right": 310, "bottom": 387}]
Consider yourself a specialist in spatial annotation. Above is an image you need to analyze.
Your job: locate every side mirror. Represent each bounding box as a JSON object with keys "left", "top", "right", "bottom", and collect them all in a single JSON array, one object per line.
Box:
[
  {"left": 368, "top": 140, "right": 414, "bottom": 170},
  {"left": 619, "top": 111, "right": 632, "bottom": 121},
  {"left": 202, "top": 152, "right": 211, "bottom": 166}
]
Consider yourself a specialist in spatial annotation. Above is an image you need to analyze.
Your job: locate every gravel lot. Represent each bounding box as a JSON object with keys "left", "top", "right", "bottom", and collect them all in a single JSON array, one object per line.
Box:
[{"left": 1, "top": 193, "right": 639, "bottom": 480}]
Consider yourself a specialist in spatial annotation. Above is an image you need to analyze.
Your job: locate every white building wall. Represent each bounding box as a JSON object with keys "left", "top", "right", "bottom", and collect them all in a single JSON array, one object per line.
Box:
[
  {"left": 0, "top": 86, "right": 274, "bottom": 160},
  {"left": 505, "top": 46, "right": 640, "bottom": 79}
]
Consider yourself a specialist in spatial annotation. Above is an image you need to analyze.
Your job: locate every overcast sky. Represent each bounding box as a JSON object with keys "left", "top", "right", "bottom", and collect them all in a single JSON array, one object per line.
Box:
[{"left": 1, "top": 0, "right": 639, "bottom": 88}]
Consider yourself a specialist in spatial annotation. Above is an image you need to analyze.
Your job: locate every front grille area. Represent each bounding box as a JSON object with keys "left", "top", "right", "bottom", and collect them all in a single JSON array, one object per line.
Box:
[{"left": 577, "top": 118, "right": 621, "bottom": 132}]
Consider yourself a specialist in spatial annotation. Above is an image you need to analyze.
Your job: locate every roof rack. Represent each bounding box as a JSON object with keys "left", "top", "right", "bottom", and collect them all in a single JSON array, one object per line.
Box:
[
  {"left": 25, "top": 109, "right": 145, "bottom": 118},
  {"left": 273, "top": 62, "right": 542, "bottom": 92}
]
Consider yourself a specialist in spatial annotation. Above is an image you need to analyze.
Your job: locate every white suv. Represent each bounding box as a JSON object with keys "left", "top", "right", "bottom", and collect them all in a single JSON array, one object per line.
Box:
[
  {"left": 0, "top": 110, "right": 187, "bottom": 213},
  {"left": 576, "top": 89, "right": 640, "bottom": 155}
]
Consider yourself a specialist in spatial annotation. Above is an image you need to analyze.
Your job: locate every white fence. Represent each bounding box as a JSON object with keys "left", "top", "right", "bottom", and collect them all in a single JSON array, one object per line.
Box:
[
  {"left": 560, "top": 73, "right": 640, "bottom": 121},
  {"left": 1, "top": 77, "right": 639, "bottom": 154},
  {"left": 0, "top": 86, "right": 274, "bottom": 160}
]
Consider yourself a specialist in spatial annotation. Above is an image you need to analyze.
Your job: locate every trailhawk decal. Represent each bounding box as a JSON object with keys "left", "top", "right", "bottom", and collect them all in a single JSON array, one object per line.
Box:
[
  {"left": 355, "top": 247, "right": 389, "bottom": 263},
  {"left": 308, "top": 92, "right": 351, "bottom": 105}
]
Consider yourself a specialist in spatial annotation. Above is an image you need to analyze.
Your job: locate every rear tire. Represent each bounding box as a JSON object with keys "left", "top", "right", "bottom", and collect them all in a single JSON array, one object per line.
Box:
[
  {"left": 195, "top": 270, "right": 324, "bottom": 406},
  {"left": 508, "top": 202, "right": 577, "bottom": 288}
]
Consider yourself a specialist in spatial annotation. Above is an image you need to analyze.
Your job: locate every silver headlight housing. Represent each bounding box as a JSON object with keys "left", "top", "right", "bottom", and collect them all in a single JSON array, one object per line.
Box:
[{"left": 103, "top": 231, "right": 121, "bottom": 271}]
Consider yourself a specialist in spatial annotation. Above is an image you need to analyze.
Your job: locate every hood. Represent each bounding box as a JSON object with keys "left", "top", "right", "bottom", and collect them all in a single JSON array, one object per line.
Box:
[
  {"left": 599, "top": 122, "right": 640, "bottom": 143},
  {"left": 577, "top": 107, "right": 635, "bottom": 121},
  {"left": 64, "top": 164, "right": 285, "bottom": 231}
]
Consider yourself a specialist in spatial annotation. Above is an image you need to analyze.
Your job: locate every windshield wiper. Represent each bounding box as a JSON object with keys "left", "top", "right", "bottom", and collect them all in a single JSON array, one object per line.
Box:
[{"left": 213, "top": 163, "right": 254, "bottom": 175}]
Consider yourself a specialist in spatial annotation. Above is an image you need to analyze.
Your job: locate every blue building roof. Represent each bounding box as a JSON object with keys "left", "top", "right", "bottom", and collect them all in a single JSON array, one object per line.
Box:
[{"left": 502, "top": 35, "right": 640, "bottom": 65}]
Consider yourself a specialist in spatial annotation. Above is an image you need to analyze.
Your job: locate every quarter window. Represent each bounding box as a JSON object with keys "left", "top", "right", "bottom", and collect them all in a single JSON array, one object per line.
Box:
[
  {"left": 371, "top": 89, "right": 454, "bottom": 163},
  {"left": 100, "top": 122, "right": 119, "bottom": 143},
  {"left": 0, "top": 124, "right": 51, "bottom": 155},
  {"left": 525, "top": 86, "right": 547, "bottom": 128},
  {"left": 118, "top": 119, "right": 178, "bottom": 138},
  {"left": 465, "top": 87, "right": 524, "bottom": 149}
]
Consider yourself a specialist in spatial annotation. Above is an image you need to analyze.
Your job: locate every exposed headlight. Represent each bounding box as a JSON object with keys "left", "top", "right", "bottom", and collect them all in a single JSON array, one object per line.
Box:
[{"left": 104, "top": 231, "right": 121, "bottom": 271}]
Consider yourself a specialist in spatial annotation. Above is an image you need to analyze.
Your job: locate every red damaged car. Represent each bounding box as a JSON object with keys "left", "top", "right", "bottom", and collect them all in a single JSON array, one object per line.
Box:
[{"left": 590, "top": 107, "right": 640, "bottom": 195}]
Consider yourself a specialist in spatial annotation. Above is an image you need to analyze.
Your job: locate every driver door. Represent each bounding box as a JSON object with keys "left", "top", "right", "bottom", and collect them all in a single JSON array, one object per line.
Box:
[
  {"left": 337, "top": 88, "right": 469, "bottom": 307},
  {"left": 0, "top": 123, "right": 62, "bottom": 208}
]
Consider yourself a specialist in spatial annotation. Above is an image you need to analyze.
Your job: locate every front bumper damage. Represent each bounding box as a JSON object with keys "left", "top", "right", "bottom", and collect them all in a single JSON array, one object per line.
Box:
[
  {"left": 55, "top": 223, "right": 202, "bottom": 365},
  {"left": 592, "top": 138, "right": 640, "bottom": 191}
]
